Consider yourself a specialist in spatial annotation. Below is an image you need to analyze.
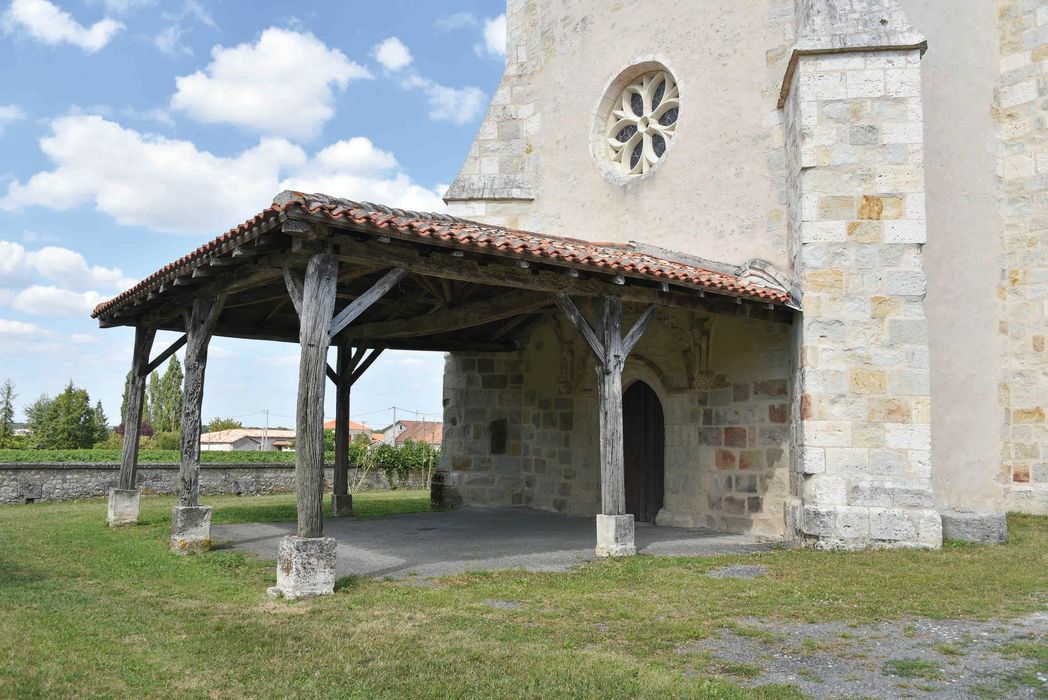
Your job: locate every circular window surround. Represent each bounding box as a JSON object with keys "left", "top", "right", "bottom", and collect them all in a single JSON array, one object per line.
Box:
[{"left": 590, "top": 57, "right": 683, "bottom": 187}]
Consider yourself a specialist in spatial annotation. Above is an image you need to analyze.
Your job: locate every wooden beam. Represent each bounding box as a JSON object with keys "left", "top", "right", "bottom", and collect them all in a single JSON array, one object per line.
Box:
[
  {"left": 332, "top": 344, "right": 351, "bottom": 501},
  {"left": 621, "top": 305, "right": 658, "bottom": 359},
  {"left": 144, "top": 333, "right": 187, "bottom": 376},
  {"left": 118, "top": 325, "right": 156, "bottom": 491},
  {"left": 554, "top": 294, "right": 606, "bottom": 367},
  {"left": 295, "top": 253, "right": 339, "bottom": 538},
  {"left": 177, "top": 293, "right": 227, "bottom": 508},
  {"left": 283, "top": 267, "right": 304, "bottom": 317},
  {"left": 326, "top": 364, "right": 338, "bottom": 385},
  {"left": 348, "top": 347, "right": 384, "bottom": 386},
  {"left": 344, "top": 290, "right": 551, "bottom": 340},
  {"left": 596, "top": 297, "right": 625, "bottom": 516},
  {"left": 335, "top": 238, "right": 793, "bottom": 322},
  {"left": 328, "top": 267, "right": 407, "bottom": 339}
]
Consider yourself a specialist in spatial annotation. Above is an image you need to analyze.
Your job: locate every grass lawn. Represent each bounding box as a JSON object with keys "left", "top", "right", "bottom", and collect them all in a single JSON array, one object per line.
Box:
[{"left": 0, "top": 493, "right": 1046, "bottom": 699}]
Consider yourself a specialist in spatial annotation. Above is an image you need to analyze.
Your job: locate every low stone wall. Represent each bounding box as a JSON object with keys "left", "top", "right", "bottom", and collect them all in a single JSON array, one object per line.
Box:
[{"left": 0, "top": 463, "right": 427, "bottom": 504}]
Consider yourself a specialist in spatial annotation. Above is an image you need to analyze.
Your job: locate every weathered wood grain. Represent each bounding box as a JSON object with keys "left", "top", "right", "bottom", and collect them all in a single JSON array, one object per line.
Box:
[
  {"left": 328, "top": 267, "right": 407, "bottom": 339},
  {"left": 295, "top": 253, "right": 339, "bottom": 538},
  {"left": 144, "top": 333, "right": 187, "bottom": 375},
  {"left": 332, "top": 344, "right": 351, "bottom": 498},
  {"left": 177, "top": 294, "right": 227, "bottom": 507},
  {"left": 118, "top": 325, "right": 156, "bottom": 490}
]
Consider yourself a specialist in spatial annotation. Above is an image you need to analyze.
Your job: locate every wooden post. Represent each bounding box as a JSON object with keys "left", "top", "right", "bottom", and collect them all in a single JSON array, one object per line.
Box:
[
  {"left": 332, "top": 344, "right": 352, "bottom": 500},
  {"left": 556, "top": 294, "right": 657, "bottom": 556},
  {"left": 295, "top": 253, "right": 339, "bottom": 538},
  {"left": 118, "top": 325, "right": 156, "bottom": 490},
  {"left": 596, "top": 297, "right": 626, "bottom": 515},
  {"left": 177, "top": 294, "right": 226, "bottom": 507}
]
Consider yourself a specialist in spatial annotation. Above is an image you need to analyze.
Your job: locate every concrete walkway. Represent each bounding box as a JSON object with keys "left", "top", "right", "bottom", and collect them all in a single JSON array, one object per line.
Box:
[{"left": 212, "top": 506, "right": 777, "bottom": 579}]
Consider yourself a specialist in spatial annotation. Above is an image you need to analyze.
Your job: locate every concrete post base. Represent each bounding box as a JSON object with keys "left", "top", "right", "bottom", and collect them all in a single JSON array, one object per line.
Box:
[
  {"left": 170, "top": 506, "right": 213, "bottom": 553},
  {"left": 941, "top": 510, "right": 1008, "bottom": 544},
  {"left": 595, "top": 514, "right": 636, "bottom": 557},
  {"left": 331, "top": 493, "right": 353, "bottom": 517},
  {"left": 107, "top": 488, "right": 141, "bottom": 526},
  {"left": 267, "top": 535, "right": 337, "bottom": 600}
]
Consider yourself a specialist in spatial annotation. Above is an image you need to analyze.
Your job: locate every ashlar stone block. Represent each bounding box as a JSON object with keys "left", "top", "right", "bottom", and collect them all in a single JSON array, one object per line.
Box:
[
  {"left": 107, "top": 488, "right": 141, "bottom": 527},
  {"left": 595, "top": 514, "right": 636, "bottom": 557},
  {"left": 170, "top": 505, "right": 212, "bottom": 554},
  {"left": 269, "top": 535, "right": 337, "bottom": 600}
]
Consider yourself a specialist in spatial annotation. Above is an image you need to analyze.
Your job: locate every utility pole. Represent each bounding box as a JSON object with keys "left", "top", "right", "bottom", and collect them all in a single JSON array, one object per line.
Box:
[{"left": 262, "top": 409, "right": 269, "bottom": 451}]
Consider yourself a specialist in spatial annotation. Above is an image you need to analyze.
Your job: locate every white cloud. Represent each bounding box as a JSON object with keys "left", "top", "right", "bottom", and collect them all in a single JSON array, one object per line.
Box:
[
  {"left": 71, "top": 333, "right": 98, "bottom": 344},
  {"left": 2, "top": 0, "right": 123, "bottom": 53},
  {"left": 154, "top": 23, "right": 188, "bottom": 56},
  {"left": 0, "top": 104, "right": 25, "bottom": 134},
  {"left": 373, "top": 36, "right": 412, "bottom": 72},
  {"left": 403, "top": 76, "right": 486, "bottom": 125},
  {"left": 2, "top": 115, "right": 446, "bottom": 234},
  {"left": 171, "top": 28, "right": 371, "bottom": 139},
  {"left": 0, "top": 318, "right": 48, "bottom": 336},
  {"left": 11, "top": 285, "right": 106, "bottom": 316},
  {"left": 25, "top": 245, "right": 134, "bottom": 291},
  {"left": 0, "top": 241, "right": 28, "bottom": 285},
  {"left": 479, "top": 14, "right": 507, "bottom": 58},
  {"left": 435, "top": 12, "right": 477, "bottom": 31},
  {"left": 154, "top": 1, "right": 216, "bottom": 57}
]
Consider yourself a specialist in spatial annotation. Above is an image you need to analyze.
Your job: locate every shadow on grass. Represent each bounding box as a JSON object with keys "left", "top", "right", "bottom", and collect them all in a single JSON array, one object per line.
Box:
[{"left": 334, "top": 575, "right": 366, "bottom": 593}]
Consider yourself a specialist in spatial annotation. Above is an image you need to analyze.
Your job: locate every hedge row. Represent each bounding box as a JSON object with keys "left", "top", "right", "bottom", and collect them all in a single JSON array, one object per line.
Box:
[{"left": 0, "top": 449, "right": 322, "bottom": 464}]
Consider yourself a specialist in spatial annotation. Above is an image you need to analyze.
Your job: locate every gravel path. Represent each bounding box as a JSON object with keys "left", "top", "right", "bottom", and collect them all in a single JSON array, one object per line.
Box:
[{"left": 678, "top": 611, "right": 1048, "bottom": 698}]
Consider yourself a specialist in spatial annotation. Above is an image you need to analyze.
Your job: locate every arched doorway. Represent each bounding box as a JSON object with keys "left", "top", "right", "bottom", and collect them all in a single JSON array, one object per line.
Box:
[{"left": 623, "top": 380, "right": 665, "bottom": 523}]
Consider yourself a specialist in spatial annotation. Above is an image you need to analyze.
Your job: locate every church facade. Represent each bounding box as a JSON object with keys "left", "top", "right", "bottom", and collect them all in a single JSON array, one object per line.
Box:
[{"left": 432, "top": 0, "right": 1048, "bottom": 548}]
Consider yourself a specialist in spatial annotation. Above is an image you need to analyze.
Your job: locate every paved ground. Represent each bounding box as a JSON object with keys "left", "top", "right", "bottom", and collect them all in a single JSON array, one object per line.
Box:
[
  {"left": 680, "top": 612, "right": 1048, "bottom": 699},
  {"left": 212, "top": 505, "right": 775, "bottom": 578}
]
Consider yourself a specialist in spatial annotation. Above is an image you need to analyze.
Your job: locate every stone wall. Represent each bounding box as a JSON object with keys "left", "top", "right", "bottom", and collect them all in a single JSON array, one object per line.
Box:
[
  {"left": 783, "top": 44, "right": 941, "bottom": 548},
  {"left": 0, "top": 463, "right": 425, "bottom": 505},
  {"left": 995, "top": 0, "right": 1048, "bottom": 515},
  {"left": 437, "top": 308, "right": 793, "bottom": 538}
]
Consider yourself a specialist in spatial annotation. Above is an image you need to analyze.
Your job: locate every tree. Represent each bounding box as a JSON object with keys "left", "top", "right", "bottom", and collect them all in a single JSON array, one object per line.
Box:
[
  {"left": 0, "top": 379, "right": 15, "bottom": 442},
  {"left": 146, "top": 371, "right": 160, "bottom": 426},
  {"left": 149, "top": 357, "right": 184, "bottom": 433},
  {"left": 25, "top": 381, "right": 106, "bottom": 449},
  {"left": 91, "top": 400, "right": 108, "bottom": 442},
  {"left": 206, "top": 417, "right": 243, "bottom": 433}
]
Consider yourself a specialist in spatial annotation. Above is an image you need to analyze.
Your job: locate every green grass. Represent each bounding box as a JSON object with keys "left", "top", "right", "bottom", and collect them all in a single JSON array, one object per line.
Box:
[
  {"left": 0, "top": 498, "right": 1046, "bottom": 699},
  {"left": 883, "top": 658, "right": 945, "bottom": 680}
]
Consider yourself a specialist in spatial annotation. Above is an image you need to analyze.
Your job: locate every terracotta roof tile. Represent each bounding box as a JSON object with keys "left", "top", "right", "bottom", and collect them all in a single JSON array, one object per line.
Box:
[{"left": 92, "top": 190, "right": 794, "bottom": 319}]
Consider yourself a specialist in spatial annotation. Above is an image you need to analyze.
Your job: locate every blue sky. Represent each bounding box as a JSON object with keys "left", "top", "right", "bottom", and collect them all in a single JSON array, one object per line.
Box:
[{"left": 0, "top": 0, "right": 506, "bottom": 430}]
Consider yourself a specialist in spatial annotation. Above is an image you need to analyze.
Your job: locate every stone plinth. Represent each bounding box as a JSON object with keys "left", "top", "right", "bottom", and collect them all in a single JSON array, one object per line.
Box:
[
  {"left": 268, "top": 535, "right": 337, "bottom": 600},
  {"left": 595, "top": 514, "right": 636, "bottom": 557},
  {"left": 331, "top": 493, "right": 353, "bottom": 517},
  {"left": 170, "top": 505, "right": 212, "bottom": 553},
  {"left": 107, "top": 488, "right": 141, "bottom": 526},
  {"left": 941, "top": 510, "right": 1008, "bottom": 545}
]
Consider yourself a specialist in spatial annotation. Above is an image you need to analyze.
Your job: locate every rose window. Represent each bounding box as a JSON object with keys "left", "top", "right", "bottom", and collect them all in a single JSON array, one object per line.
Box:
[{"left": 606, "top": 70, "right": 679, "bottom": 175}]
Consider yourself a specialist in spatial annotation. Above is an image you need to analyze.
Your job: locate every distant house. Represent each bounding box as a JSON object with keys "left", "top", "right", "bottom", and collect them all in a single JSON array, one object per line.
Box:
[
  {"left": 321, "top": 419, "right": 373, "bottom": 440},
  {"left": 381, "top": 420, "right": 442, "bottom": 448},
  {"left": 199, "top": 428, "right": 295, "bottom": 452}
]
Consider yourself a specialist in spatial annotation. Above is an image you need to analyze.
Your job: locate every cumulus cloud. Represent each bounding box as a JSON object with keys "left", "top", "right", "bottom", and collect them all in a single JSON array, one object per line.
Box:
[
  {"left": 171, "top": 28, "right": 371, "bottom": 139},
  {"left": 402, "top": 76, "right": 486, "bottom": 125},
  {"left": 2, "top": 0, "right": 123, "bottom": 52},
  {"left": 0, "top": 318, "right": 48, "bottom": 336},
  {"left": 1, "top": 115, "right": 445, "bottom": 234},
  {"left": 0, "top": 104, "right": 25, "bottom": 134},
  {"left": 373, "top": 36, "right": 412, "bottom": 72},
  {"left": 26, "top": 245, "right": 135, "bottom": 291},
  {"left": 11, "top": 285, "right": 106, "bottom": 316},
  {"left": 479, "top": 14, "right": 507, "bottom": 58}
]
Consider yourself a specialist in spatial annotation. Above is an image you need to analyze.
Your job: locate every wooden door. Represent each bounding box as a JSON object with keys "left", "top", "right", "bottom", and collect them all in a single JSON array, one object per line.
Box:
[{"left": 623, "top": 381, "right": 665, "bottom": 523}]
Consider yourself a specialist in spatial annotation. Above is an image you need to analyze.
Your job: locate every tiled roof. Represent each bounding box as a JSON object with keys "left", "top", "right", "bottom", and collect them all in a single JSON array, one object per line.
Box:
[
  {"left": 92, "top": 190, "right": 794, "bottom": 319},
  {"left": 394, "top": 420, "right": 443, "bottom": 445},
  {"left": 322, "top": 419, "right": 372, "bottom": 432}
]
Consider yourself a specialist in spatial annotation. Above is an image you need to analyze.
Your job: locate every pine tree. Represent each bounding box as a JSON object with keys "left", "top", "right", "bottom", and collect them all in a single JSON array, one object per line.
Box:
[
  {"left": 91, "top": 400, "right": 109, "bottom": 445},
  {"left": 120, "top": 371, "right": 131, "bottom": 424},
  {"left": 0, "top": 379, "right": 15, "bottom": 441}
]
